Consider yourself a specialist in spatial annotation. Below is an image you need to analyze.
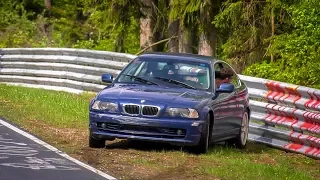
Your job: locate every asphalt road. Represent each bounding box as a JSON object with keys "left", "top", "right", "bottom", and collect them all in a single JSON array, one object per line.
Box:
[{"left": 0, "top": 118, "right": 116, "bottom": 180}]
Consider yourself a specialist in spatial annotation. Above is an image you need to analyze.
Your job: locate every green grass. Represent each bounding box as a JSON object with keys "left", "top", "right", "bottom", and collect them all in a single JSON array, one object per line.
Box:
[
  {"left": 0, "top": 84, "right": 94, "bottom": 128},
  {"left": 197, "top": 145, "right": 316, "bottom": 180},
  {"left": 0, "top": 84, "right": 319, "bottom": 180}
]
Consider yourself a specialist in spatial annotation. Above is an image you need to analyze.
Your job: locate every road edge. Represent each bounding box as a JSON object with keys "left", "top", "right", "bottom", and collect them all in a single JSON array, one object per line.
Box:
[{"left": 0, "top": 118, "right": 117, "bottom": 180}]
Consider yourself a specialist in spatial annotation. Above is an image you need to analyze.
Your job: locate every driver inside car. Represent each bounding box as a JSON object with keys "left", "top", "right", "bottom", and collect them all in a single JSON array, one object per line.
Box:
[{"left": 215, "top": 69, "right": 234, "bottom": 89}]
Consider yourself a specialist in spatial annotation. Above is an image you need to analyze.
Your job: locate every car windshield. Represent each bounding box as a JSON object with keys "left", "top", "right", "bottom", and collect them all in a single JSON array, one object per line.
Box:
[{"left": 116, "top": 57, "right": 212, "bottom": 91}]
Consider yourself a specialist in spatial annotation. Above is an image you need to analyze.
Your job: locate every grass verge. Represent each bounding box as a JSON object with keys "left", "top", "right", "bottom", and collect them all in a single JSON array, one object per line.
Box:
[{"left": 0, "top": 84, "right": 319, "bottom": 180}]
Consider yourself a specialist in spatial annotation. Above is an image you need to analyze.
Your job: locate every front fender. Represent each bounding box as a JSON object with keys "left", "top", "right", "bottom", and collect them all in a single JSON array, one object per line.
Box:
[
  {"left": 198, "top": 106, "right": 212, "bottom": 122},
  {"left": 89, "top": 98, "right": 96, "bottom": 111}
]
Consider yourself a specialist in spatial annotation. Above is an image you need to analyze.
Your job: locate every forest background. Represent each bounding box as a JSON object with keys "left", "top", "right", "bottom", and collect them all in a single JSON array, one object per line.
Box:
[{"left": 1, "top": 0, "right": 319, "bottom": 88}]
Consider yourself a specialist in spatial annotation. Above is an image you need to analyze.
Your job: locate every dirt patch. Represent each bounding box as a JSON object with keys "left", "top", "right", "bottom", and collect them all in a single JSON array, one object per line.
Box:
[
  {"left": 74, "top": 147, "right": 141, "bottom": 179},
  {"left": 250, "top": 154, "right": 277, "bottom": 165},
  {"left": 22, "top": 119, "right": 87, "bottom": 146}
]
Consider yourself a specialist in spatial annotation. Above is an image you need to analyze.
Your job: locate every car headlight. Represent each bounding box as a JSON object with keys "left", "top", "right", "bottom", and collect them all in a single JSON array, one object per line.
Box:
[
  {"left": 166, "top": 108, "right": 199, "bottom": 118},
  {"left": 92, "top": 101, "right": 118, "bottom": 112}
]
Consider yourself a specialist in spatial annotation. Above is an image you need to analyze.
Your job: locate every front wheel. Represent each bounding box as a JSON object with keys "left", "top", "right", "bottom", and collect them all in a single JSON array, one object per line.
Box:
[
  {"left": 89, "top": 134, "right": 105, "bottom": 148},
  {"left": 191, "top": 114, "right": 210, "bottom": 154},
  {"left": 234, "top": 111, "right": 249, "bottom": 149}
]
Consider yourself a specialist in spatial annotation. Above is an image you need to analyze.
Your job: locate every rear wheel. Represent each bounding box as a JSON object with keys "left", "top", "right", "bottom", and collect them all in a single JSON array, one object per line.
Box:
[
  {"left": 89, "top": 134, "right": 105, "bottom": 148},
  {"left": 234, "top": 111, "right": 249, "bottom": 148},
  {"left": 192, "top": 114, "right": 210, "bottom": 154}
]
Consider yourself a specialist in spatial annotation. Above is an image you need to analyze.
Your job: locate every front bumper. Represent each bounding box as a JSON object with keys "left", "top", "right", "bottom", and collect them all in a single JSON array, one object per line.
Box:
[{"left": 89, "top": 111, "right": 206, "bottom": 146}]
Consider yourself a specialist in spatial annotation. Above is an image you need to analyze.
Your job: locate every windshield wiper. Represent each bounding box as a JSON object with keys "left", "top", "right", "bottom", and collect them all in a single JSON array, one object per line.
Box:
[
  {"left": 153, "top": 76, "right": 196, "bottom": 90},
  {"left": 122, "top": 74, "right": 158, "bottom": 85}
]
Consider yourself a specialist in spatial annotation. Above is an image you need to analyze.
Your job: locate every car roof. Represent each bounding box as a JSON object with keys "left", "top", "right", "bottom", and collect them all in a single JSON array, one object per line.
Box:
[{"left": 138, "top": 52, "right": 218, "bottom": 64}]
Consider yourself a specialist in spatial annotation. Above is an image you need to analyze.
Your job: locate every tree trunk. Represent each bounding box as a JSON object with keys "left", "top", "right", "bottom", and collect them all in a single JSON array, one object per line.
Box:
[
  {"left": 44, "top": 0, "right": 52, "bottom": 14},
  {"left": 114, "top": 26, "right": 126, "bottom": 53},
  {"left": 198, "top": 0, "right": 217, "bottom": 56},
  {"left": 44, "top": 0, "right": 52, "bottom": 46},
  {"left": 168, "top": 20, "right": 179, "bottom": 52},
  {"left": 179, "top": 21, "right": 193, "bottom": 53},
  {"left": 198, "top": 28, "right": 216, "bottom": 56},
  {"left": 270, "top": 6, "right": 275, "bottom": 62},
  {"left": 140, "top": 0, "right": 158, "bottom": 52},
  {"left": 168, "top": 0, "right": 179, "bottom": 52}
]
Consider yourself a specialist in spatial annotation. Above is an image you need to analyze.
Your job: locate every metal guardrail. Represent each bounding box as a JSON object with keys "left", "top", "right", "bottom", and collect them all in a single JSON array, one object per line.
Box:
[
  {"left": 0, "top": 48, "right": 319, "bottom": 159},
  {"left": 239, "top": 75, "right": 320, "bottom": 158},
  {"left": 0, "top": 48, "right": 132, "bottom": 93}
]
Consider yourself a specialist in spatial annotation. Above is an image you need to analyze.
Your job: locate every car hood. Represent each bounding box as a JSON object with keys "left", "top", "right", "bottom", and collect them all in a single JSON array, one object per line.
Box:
[{"left": 97, "top": 84, "right": 212, "bottom": 107}]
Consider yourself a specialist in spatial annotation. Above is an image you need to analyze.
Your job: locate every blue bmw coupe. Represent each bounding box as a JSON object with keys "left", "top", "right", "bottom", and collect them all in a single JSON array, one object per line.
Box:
[{"left": 89, "top": 53, "right": 250, "bottom": 153}]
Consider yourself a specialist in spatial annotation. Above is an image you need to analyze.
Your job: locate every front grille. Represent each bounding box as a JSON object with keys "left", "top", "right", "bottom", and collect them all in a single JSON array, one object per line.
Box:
[
  {"left": 124, "top": 104, "right": 140, "bottom": 115},
  {"left": 142, "top": 106, "right": 159, "bottom": 116}
]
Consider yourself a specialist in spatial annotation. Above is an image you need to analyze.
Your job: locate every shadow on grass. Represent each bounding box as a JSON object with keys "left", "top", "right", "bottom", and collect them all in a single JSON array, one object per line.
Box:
[
  {"left": 106, "top": 139, "right": 184, "bottom": 152},
  {"left": 105, "top": 139, "right": 273, "bottom": 155}
]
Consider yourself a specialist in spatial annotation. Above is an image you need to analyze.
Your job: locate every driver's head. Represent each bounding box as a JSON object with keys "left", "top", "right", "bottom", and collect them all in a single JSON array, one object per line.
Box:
[{"left": 215, "top": 69, "right": 233, "bottom": 88}]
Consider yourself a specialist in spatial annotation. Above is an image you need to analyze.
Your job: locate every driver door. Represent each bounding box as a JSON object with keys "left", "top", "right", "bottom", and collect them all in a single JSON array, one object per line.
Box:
[{"left": 211, "top": 62, "right": 242, "bottom": 139}]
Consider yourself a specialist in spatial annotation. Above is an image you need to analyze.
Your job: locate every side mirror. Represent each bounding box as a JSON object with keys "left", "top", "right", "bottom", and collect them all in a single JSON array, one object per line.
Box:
[
  {"left": 216, "top": 83, "right": 234, "bottom": 93},
  {"left": 101, "top": 74, "right": 113, "bottom": 83}
]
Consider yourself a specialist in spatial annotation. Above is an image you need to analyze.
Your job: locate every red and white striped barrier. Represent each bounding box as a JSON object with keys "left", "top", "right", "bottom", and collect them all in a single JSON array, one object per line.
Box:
[{"left": 240, "top": 75, "right": 320, "bottom": 158}]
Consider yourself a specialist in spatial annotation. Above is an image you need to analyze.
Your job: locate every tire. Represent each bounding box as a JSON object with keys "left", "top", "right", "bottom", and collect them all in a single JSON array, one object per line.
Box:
[
  {"left": 89, "top": 134, "right": 105, "bottom": 148},
  {"left": 234, "top": 111, "right": 249, "bottom": 149},
  {"left": 192, "top": 114, "right": 210, "bottom": 154}
]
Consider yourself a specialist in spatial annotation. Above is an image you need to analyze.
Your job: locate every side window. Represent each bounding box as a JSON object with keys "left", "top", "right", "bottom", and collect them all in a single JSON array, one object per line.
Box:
[
  {"left": 231, "top": 73, "right": 241, "bottom": 88},
  {"left": 118, "top": 60, "right": 145, "bottom": 82},
  {"left": 213, "top": 62, "right": 240, "bottom": 88}
]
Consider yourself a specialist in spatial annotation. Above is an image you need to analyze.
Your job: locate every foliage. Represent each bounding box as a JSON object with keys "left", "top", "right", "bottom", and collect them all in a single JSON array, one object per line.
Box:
[
  {"left": 80, "top": 0, "right": 141, "bottom": 53},
  {"left": 0, "top": 0, "right": 140, "bottom": 53},
  {"left": 170, "top": 0, "right": 201, "bottom": 27},
  {"left": 0, "top": 0, "right": 319, "bottom": 87},
  {"left": 244, "top": 0, "right": 320, "bottom": 88},
  {"left": 214, "top": 0, "right": 277, "bottom": 72},
  {"left": 0, "top": 1, "right": 38, "bottom": 47}
]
